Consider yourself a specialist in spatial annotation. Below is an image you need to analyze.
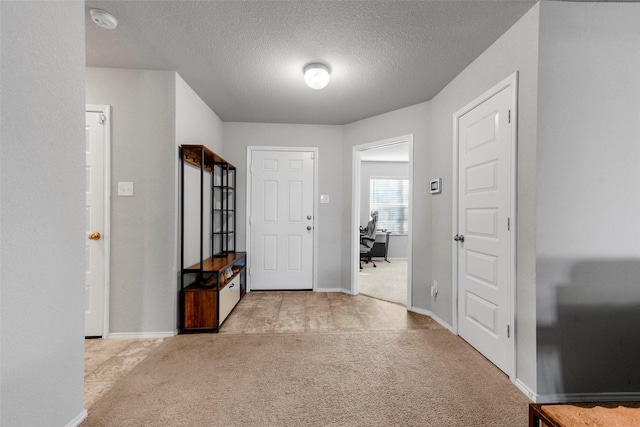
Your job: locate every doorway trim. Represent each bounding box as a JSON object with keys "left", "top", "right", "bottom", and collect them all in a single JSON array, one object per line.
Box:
[
  {"left": 351, "top": 135, "right": 414, "bottom": 308},
  {"left": 246, "top": 146, "right": 319, "bottom": 292},
  {"left": 451, "top": 72, "right": 518, "bottom": 378},
  {"left": 86, "top": 104, "right": 112, "bottom": 338}
]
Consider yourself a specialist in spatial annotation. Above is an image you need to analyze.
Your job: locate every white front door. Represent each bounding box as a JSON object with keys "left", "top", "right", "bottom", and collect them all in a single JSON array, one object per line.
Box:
[
  {"left": 85, "top": 110, "right": 107, "bottom": 336},
  {"left": 456, "top": 84, "right": 513, "bottom": 374},
  {"left": 250, "top": 149, "right": 315, "bottom": 290}
]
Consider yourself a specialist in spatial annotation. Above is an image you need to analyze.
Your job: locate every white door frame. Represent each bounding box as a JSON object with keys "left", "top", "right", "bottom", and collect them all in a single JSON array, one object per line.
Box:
[
  {"left": 246, "top": 146, "right": 319, "bottom": 292},
  {"left": 451, "top": 72, "right": 518, "bottom": 379},
  {"left": 86, "top": 104, "right": 112, "bottom": 337},
  {"left": 351, "top": 135, "right": 414, "bottom": 308}
]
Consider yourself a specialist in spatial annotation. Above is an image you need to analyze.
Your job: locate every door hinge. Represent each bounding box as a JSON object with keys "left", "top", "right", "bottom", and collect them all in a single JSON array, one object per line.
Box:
[
  {"left": 99, "top": 114, "right": 106, "bottom": 124},
  {"left": 249, "top": 215, "right": 252, "bottom": 226},
  {"left": 507, "top": 324, "right": 511, "bottom": 338},
  {"left": 310, "top": 152, "right": 315, "bottom": 159},
  {"left": 249, "top": 267, "right": 252, "bottom": 277},
  {"left": 508, "top": 110, "right": 511, "bottom": 124},
  {"left": 507, "top": 217, "right": 511, "bottom": 231}
]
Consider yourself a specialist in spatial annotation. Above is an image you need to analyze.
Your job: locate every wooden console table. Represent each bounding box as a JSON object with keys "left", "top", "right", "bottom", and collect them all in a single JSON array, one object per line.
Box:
[{"left": 529, "top": 402, "right": 640, "bottom": 427}]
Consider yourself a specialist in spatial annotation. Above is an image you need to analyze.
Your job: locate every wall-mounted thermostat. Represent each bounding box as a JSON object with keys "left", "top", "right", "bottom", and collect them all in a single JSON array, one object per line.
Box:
[{"left": 430, "top": 178, "right": 442, "bottom": 194}]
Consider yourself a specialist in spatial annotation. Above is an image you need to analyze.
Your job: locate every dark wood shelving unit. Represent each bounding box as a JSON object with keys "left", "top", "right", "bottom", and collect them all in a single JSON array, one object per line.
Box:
[
  {"left": 184, "top": 252, "right": 245, "bottom": 273},
  {"left": 179, "top": 145, "right": 245, "bottom": 333}
]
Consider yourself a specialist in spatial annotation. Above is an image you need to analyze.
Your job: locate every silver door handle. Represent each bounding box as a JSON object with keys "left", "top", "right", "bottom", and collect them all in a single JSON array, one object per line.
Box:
[
  {"left": 454, "top": 234, "right": 465, "bottom": 242},
  {"left": 307, "top": 226, "right": 312, "bottom": 231}
]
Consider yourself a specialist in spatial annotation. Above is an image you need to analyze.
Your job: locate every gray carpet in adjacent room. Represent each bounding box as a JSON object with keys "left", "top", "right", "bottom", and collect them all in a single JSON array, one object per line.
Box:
[
  {"left": 82, "top": 329, "right": 529, "bottom": 426},
  {"left": 359, "top": 258, "right": 407, "bottom": 305}
]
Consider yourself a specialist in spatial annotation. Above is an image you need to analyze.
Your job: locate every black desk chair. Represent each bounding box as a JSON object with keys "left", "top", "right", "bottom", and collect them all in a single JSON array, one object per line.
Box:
[{"left": 360, "top": 211, "right": 378, "bottom": 270}]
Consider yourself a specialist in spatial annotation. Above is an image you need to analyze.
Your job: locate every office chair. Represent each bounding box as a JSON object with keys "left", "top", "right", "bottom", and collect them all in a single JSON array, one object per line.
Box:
[{"left": 360, "top": 211, "right": 378, "bottom": 270}]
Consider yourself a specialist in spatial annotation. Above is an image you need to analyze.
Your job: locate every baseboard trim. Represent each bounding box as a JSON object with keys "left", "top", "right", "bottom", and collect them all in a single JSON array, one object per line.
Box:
[
  {"left": 514, "top": 378, "right": 537, "bottom": 401},
  {"left": 65, "top": 409, "right": 87, "bottom": 427},
  {"left": 107, "top": 330, "right": 177, "bottom": 339},
  {"left": 536, "top": 392, "right": 640, "bottom": 404},
  {"left": 409, "top": 306, "right": 454, "bottom": 332},
  {"left": 315, "top": 287, "right": 351, "bottom": 294}
]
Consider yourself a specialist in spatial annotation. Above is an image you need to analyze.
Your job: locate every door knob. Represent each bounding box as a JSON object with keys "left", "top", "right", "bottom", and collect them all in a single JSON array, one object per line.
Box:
[
  {"left": 88, "top": 231, "right": 101, "bottom": 241},
  {"left": 307, "top": 215, "right": 312, "bottom": 220},
  {"left": 454, "top": 234, "right": 464, "bottom": 242},
  {"left": 307, "top": 226, "right": 312, "bottom": 231}
]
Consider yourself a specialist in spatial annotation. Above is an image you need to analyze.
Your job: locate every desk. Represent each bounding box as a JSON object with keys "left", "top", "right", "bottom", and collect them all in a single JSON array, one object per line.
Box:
[{"left": 370, "top": 231, "right": 391, "bottom": 262}]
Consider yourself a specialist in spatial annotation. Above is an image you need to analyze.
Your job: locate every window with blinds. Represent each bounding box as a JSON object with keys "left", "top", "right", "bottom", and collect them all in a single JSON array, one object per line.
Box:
[{"left": 369, "top": 178, "right": 409, "bottom": 234}]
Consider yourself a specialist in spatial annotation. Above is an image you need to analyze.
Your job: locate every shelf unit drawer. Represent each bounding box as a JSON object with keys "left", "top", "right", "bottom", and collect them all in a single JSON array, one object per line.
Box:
[
  {"left": 183, "top": 287, "right": 217, "bottom": 329},
  {"left": 219, "top": 274, "right": 241, "bottom": 323}
]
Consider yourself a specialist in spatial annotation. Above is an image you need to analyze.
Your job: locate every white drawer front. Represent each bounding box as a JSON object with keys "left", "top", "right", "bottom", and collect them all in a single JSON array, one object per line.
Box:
[{"left": 219, "top": 274, "right": 241, "bottom": 323}]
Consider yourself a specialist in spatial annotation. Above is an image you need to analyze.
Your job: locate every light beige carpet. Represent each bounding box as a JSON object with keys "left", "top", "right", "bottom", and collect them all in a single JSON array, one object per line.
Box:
[{"left": 82, "top": 330, "right": 530, "bottom": 426}]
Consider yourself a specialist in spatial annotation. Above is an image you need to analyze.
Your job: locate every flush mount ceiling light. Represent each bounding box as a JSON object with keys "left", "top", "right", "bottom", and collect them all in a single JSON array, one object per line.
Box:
[
  {"left": 304, "top": 63, "right": 330, "bottom": 90},
  {"left": 89, "top": 8, "right": 119, "bottom": 30}
]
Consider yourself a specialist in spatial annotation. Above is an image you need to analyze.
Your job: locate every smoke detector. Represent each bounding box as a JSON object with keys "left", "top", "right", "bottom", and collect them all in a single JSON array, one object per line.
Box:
[{"left": 89, "top": 9, "right": 118, "bottom": 30}]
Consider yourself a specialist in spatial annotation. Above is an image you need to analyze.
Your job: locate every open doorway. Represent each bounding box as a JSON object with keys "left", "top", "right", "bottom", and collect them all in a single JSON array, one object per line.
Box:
[{"left": 351, "top": 135, "right": 413, "bottom": 307}]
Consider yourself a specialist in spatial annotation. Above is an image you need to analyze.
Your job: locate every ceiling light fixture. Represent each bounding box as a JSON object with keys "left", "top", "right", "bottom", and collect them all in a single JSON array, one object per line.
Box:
[
  {"left": 89, "top": 9, "right": 119, "bottom": 30},
  {"left": 304, "top": 63, "right": 330, "bottom": 90}
]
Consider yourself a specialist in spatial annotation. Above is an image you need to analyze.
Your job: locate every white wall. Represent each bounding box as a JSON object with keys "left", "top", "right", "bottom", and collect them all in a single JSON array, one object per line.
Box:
[
  {"left": 175, "top": 74, "right": 223, "bottom": 300},
  {"left": 86, "top": 68, "right": 177, "bottom": 334},
  {"left": 536, "top": 1, "right": 640, "bottom": 397},
  {"left": 1, "top": 1, "right": 86, "bottom": 425},
  {"left": 182, "top": 164, "right": 213, "bottom": 268},
  {"left": 176, "top": 74, "right": 223, "bottom": 153},
  {"left": 222, "top": 123, "right": 344, "bottom": 290},
  {"left": 427, "top": 3, "right": 540, "bottom": 392},
  {"left": 343, "top": 103, "right": 431, "bottom": 306},
  {"left": 360, "top": 161, "right": 410, "bottom": 258}
]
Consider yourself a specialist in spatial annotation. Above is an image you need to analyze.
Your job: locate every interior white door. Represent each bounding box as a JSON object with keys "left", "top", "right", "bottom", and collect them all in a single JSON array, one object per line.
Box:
[
  {"left": 456, "top": 86, "right": 513, "bottom": 373},
  {"left": 85, "top": 111, "right": 106, "bottom": 336},
  {"left": 250, "top": 150, "right": 315, "bottom": 290}
]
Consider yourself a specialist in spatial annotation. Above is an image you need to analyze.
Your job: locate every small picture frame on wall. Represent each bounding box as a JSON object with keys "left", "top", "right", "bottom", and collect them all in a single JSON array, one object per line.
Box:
[{"left": 430, "top": 178, "right": 442, "bottom": 194}]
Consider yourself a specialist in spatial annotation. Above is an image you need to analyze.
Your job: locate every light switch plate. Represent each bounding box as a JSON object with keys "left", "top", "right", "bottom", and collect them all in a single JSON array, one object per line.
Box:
[
  {"left": 320, "top": 194, "right": 330, "bottom": 204},
  {"left": 118, "top": 181, "right": 134, "bottom": 197}
]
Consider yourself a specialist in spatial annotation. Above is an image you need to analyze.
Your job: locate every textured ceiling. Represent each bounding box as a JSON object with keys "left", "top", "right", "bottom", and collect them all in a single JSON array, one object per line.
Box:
[{"left": 86, "top": 1, "right": 537, "bottom": 125}]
